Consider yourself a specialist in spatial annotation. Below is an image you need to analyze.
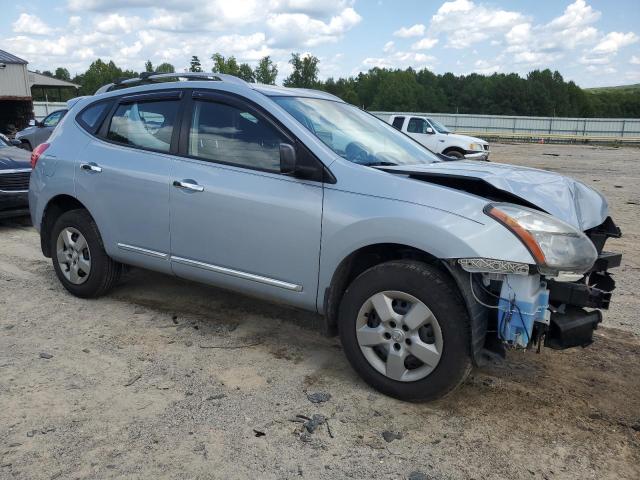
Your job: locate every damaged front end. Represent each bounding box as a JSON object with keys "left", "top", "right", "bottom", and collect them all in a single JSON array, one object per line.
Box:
[{"left": 450, "top": 207, "right": 621, "bottom": 361}]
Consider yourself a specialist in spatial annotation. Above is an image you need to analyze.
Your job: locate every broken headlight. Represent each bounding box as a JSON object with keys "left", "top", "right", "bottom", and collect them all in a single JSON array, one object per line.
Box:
[{"left": 485, "top": 203, "right": 598, "bottom": 276}]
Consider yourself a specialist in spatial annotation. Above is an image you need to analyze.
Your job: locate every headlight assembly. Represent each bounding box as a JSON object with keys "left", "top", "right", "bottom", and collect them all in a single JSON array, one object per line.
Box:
[
  {"left": 468, "top": 143, "right": 482, "bottom": 151},
  {"left": 484, "top": 203, "right": 598, "bottom": 275}
]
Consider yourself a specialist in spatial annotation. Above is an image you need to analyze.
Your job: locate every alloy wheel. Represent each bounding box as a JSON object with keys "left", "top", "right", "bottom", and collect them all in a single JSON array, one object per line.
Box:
[
  {"left": 56, "top": 227, "right": 91, "bottom": 285},
  {"left": 355, "top": 290, "right": 443, "bottom": 382}
]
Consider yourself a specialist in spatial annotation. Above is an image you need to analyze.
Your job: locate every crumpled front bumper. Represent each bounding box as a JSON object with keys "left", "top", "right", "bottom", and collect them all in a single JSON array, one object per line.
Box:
[
  {"left": 464, "top": 150, "right": 490, "bottom": 161},
  {"left": 538, "top": 217, "right": 621, "bottom": 350}
]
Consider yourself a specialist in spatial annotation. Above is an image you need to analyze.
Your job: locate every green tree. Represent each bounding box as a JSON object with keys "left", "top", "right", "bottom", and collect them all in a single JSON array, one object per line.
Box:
[
  {"left": 144, "top": 60, "right": 154, "bottom": 73},
  {"left": 254, "top": 56, "right": 278, "bottom": 85},
  {"left": 238, "top": 63, "right": 255, "bottom": 82},
  {"left": 211, "top": 53, "right": 240, "bottom": 76},
  {"left": 54, "top": 67, "right": 71, "bottom": 81},
  {"left": 283, "top": 53, "right": 320, "bottom": 88},
  {"left": 189, "top": 56, "right": 202, "bottom": 73},
  {"left": 156, "top": 62, "right": 175, "bottom": 73},
  {"left": 75, "top": 59, "right": 137, "bottom": 95}
]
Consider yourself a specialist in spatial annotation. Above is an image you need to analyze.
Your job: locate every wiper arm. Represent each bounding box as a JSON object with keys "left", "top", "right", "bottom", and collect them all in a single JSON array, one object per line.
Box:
[{"left": 365, "top": 161, "right": 399, "bottom": 167}]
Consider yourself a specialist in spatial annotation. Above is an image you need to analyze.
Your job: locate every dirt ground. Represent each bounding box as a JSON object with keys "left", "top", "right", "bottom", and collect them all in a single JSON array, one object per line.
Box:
[{"left": 1, "top": 143, "right": 639, "bottom": 480}]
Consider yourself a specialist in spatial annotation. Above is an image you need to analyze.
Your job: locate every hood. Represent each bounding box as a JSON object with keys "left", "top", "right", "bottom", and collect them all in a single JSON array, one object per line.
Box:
[
  {"left": 377, "top": 161, "right": 608, "bottom": 231},
  {"left": 445, "top": 133, "right": 488, "bottom": 145},
  {"left": 15, "top": 126, "right": 37, "bottom": 138},
  {"left": 0, "top": 146, "right": 31, "bottom": 170}
]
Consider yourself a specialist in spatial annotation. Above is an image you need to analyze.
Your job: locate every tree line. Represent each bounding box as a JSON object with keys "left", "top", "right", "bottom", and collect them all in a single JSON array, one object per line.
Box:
[{"left": 40, "top": 53, "right": 640, "bottom": 118}]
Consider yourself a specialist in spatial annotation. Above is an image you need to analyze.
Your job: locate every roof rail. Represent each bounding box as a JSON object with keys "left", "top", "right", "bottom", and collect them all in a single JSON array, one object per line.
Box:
[{"left": 95, "top": 72, "right": 248, "bottom": 95}]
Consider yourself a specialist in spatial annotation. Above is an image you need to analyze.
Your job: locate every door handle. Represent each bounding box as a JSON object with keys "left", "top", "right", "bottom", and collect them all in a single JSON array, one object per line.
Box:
[
  {"left": 173, "top": 180, "right": 204, "bottom": 192},
  {"left": 80, "top": 162, "right": 102, "bottom": 173}
]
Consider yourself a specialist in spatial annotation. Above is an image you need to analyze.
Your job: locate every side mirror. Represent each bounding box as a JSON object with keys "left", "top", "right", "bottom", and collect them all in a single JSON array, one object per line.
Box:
[
  {"left": 10, "top": 139, "right": 21, "bottom": 147},
  {"left": 28, "top": 119, "right": 37, "bottom": 127},
  {"left": 279, "top": 143, "right": 297, "bottom": 175},
  {"left": 425, "top": 127, "right": 434, "bottom": 134}
]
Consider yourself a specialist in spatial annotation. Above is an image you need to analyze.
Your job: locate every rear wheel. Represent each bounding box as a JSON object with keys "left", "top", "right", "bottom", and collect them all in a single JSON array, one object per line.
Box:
[
  {"left": 338, "top": 260, "right": 471, "bottom": 401},
  {"left": 19, "top": 141, "right": 32, "bottom": 151},
  {"left": 50, "top": 209, "right": 121, "bottom": 298}
]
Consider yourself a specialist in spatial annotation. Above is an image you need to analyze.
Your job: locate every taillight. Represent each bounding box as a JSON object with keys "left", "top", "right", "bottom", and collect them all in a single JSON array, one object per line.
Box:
[{"left": 31, "top": 143, "right": 50, "bottom": 168}]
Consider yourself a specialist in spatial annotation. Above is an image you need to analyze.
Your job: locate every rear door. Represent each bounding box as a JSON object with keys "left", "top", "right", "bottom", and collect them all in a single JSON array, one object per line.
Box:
[
  {"left": 168, "top": 91, "right": 324, "bottom": 309},
  {"left": 74, "top": 91, "right": 182, "bottom": 273}
]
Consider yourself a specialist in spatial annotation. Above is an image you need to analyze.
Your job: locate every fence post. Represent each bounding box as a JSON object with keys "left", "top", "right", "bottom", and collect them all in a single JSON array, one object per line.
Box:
[{"left": 621, "top": 119, "right": 626, "bottom": 138}]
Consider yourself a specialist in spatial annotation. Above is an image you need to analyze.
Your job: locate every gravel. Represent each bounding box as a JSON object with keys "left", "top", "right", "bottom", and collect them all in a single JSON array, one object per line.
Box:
[{"left": 0, "top": 143, "right": 639, "bottom": 479}]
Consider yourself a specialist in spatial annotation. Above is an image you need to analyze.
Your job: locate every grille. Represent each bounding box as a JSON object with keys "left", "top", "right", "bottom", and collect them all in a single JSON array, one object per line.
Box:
[
  {"left": 483, "top": 144, "right": 490, "bottom": 151},
  {"left": 0, "top": 171, "right": 31, "bottom": 191}
]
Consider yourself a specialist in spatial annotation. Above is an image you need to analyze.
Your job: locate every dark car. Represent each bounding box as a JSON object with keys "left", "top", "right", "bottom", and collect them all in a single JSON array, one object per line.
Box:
[
  {"left": 0, "top": 133, "right": 31, "bottom": 219},
  {"left": 14, "top": 109, "right": 68, "bottom": 151}
]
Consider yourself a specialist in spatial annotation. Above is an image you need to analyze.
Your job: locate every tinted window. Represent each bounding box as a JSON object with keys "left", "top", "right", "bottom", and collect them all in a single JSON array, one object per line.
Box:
[
  {"left": 407, "top": 117, "right": 427, "bottom": 134},
  {"left": 189, "top": 101, "right": 285, "bottom": 172},
  {"left": 79, "top": 102, "right": 109, "bottom": 130},
  {"left": 43, "top": 110, "right": 66, "bottom": 128},
  {"left": 391, "top": 116, "right": 405, "bottom": 130},
  {"left": 107, "top": 100, "right": 179, "bottom": 152}
]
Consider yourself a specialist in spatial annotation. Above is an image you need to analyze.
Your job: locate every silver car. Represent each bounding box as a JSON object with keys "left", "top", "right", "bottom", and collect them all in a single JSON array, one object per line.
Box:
[
  {"left": 15, "top": 109, "right": 68, "bottom": 151},
  {"left": 28, "top": 73, "right": 621, "bottom": 401}
]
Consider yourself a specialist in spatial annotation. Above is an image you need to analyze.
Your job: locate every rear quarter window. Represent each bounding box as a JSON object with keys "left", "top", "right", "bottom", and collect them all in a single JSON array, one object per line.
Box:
[{"left": 77, "top": 102, "right": 111, "bottom": 132}]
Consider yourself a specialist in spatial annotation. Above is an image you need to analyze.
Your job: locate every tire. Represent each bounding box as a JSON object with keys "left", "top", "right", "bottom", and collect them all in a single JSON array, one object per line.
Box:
[
  {"left": 20, "top": 141, "right": 32, "bottom": 151},
  {"left": 338, "top": 260, "right": 471, "bottom": 402},
  {"left": 445, "top": 149, "right": 464, "bottom": 159},
  {"left": 50, "top": 209, "right": 121, "bottom": 298}
]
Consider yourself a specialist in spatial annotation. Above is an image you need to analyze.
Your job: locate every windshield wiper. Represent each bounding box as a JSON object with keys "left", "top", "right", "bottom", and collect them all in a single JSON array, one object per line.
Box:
[{"left": 365, "top": 161, "right": 399, "bottom": 167}]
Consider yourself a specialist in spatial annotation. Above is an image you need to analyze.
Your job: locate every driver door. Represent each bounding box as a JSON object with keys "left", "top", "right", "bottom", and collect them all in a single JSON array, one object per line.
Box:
[{"left": 406, "top": 117, "right": 439, "bottom": 152}]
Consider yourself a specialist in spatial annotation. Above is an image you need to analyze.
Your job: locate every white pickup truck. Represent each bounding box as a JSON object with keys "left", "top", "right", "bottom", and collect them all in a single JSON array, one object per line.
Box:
[{"left": 388, "top": 114, "right": 490, "bottom": 161}]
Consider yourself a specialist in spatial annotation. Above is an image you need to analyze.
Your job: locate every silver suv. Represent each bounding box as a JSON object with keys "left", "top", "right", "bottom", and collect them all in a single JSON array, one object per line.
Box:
[{"left": 29, "top": 73, "right": 621, "bottom": 401}]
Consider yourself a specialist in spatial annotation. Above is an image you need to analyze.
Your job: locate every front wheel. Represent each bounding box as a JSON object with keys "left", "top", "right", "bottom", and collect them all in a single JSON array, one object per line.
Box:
[
  {"left": 50, "top": 209, "right": 121, "bottom": 298},
  {"left": 338, "top": 260, "right": 471, "bottom": 402},
  {"left": 445, "top": 149, "right": 465, "bottom": 160}
]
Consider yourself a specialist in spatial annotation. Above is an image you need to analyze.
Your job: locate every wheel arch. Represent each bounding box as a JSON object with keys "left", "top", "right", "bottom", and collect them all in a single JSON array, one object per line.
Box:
[
  {"left": 321, "top": 242, "right": 488, "bottom": 366},
  {"left": 442, "top": 146, "right": 465, "bottom": 156},
  {"left": 40, "top": 194, "right": 91, "bottom": 258},
  {"left": 322, "top": 243, "right": 443, "bottom": 333}
]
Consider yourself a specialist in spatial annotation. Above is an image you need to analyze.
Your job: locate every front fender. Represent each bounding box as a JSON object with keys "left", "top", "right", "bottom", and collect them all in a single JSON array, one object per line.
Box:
[{"left": 317, "top": 188, "right": 534, "bottom": 312}]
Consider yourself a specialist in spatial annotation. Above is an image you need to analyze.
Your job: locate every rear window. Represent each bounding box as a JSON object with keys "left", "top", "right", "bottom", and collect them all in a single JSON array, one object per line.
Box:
[
  {"left": 78, "top": 102, "right": 110, "bottom": 131},
  {"left": 391, "top": 116, "right": 405, "bottom": 130},
  {"left": 106, "top": 100, "right": 179, "bottom": 153}
]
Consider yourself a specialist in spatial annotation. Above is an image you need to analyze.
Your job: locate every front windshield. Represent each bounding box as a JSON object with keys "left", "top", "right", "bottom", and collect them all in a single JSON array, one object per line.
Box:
[
  {"left": 428, "top": 118, "right": 451, "bottom": 134},
  {"left": 273, "top": 97, "right": 440, "bottom": 166}
]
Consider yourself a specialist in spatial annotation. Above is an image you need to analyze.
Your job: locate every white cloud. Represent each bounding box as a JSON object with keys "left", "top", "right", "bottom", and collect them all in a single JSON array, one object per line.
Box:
[
  {"left": 473, "top": 59, "right": 501, "bottom": 75},
  {"left": 631, "top": 56, "right": 640, "bottom": 65},
  {"left": 361, "top": 51, "right": 435, "bottom": 70},
  {"left": 411, "top": 38, "right": 438, "bottom": 50},
  {"left": 592, "top": 32, "right": 639, "bottom": 55},
  {"left": 547, "top": 0, "right": 600, "bottom": 29},
  {"left": 513, "top": 51, "right": 561, "bottom": 66},
  {"left": 383, "top": 41, "right": 395, "bottom": 53},
  {"left": 95, "top": 14, "right": 141, "bottom": 34},
  {"left": 266, "top": 7, "right": 361, "bottom": 47},
  {"left": 430, "top": 0, "right": 525, "bottom": 49},
  {"left": 12, "top": 13, "right": 54, "bottom": 35},
  {"left": 393, "top": 24, "right": 425, "bottom": 38}
]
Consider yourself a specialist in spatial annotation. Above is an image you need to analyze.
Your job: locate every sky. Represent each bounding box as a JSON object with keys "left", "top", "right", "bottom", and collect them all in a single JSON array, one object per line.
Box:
[{"left": 1, "top": 0, "right": 639, "bottom": 87}]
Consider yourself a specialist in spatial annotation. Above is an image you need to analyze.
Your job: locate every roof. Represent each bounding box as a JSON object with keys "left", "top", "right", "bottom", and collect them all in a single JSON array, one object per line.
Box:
[
  {"left": 28, "top": 71, "right": 79, "bottom": 88},
  {"left": 252, "top": 83, "right": 343, "bottom": 102},
  {"left": 0, "top": 49, "right": 28, "bottom": 64},
  {"left": 93, "top": 72, "right": 343, "bottom": 102}
]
